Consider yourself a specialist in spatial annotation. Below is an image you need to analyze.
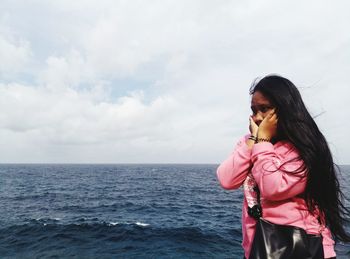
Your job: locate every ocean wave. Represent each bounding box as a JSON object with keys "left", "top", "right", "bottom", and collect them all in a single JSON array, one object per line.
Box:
[
  {"left": 23, "top": 217, "right": 151, "bottom": 228},
  {"left": 107, "top": 222, "right": 150, "bottom": 227},
  {"left": 34, "top": 217, "right": 62, "bottom": 221},
  {"left": 135, "top": 222, "right": 149, "bottom": 227},
  {"left": 0, "top": 221, "right": 236, "bottom": 258}
]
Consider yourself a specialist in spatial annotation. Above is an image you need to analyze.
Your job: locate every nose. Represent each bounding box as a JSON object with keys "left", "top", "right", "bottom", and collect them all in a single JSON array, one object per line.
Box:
[{"left": 252, "top": 112, "right": 263, "bottom": 126}]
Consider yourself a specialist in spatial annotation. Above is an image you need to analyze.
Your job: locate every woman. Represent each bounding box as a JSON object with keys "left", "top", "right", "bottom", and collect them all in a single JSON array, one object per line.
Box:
[{"left": 217, "top": 75, "right": 350, "bottom": 258}]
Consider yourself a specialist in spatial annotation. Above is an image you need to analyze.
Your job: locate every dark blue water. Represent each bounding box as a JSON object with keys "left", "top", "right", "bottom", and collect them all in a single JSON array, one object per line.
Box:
[{"left": 0, "top": 164, "right": 349, "bottom": 258}]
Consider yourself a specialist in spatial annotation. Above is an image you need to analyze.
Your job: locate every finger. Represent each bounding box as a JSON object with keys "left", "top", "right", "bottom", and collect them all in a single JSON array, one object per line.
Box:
[
  {"left": 268, "top": 109, "right": 277, "bottom": 119},
  {"left": 270, "top": 113, "right": 278, "bottom": 123},
  {"left": 265, "top": 112, "right": 274, "bottom": 122},
  {"left": 268, "top": 109, "right": 275, "bottom": 116},
  {"left": 250, "top": 117, "right": 258, "bottom": 126}
]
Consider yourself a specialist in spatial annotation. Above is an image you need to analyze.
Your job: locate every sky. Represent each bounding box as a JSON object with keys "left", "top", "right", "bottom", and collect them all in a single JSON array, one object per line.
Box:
[{"left": 0, "top": 0, "right": 349, "bottom": 164}]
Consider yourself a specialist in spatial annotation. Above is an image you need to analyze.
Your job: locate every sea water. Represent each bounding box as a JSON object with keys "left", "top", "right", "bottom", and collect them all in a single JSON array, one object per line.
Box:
[{"left": 0, "top": 164, "right": 349, "bottom": 258}]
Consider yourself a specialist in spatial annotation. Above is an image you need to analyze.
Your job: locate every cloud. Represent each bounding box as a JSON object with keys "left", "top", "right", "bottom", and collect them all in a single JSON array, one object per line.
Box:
[
  {"left": 40, "top": 50, "right": 92, "bottom": 91},
  {"left": 82, "top": 1, "right": 205, "bottom": 78},
  {"left": 0, "top": 33, "right": 32, "bottom": 78},
  {"left": 0, "top": 1, "right": 349, "bottom": 163},
  {"left": 0, "top": 81, "right": 190, "bottom": 161},
  {"left": 0, "top": 77, "right": 235, "bottom": 163}
]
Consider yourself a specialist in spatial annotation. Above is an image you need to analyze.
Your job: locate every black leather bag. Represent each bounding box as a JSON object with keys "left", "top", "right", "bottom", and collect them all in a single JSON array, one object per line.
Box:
[{"left": 249, "top": 217, "right": 324, "bottom": 259}]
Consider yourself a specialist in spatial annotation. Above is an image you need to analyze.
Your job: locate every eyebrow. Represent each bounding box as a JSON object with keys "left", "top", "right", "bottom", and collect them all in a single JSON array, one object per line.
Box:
[{"left": 250, "top": 104, "right": 273, "bottom": 109}]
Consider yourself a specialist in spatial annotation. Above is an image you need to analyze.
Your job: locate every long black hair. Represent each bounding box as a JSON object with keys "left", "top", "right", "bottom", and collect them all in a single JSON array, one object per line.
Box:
[{"left": 250, "top": 74, "right": 350, "bottom": 242}]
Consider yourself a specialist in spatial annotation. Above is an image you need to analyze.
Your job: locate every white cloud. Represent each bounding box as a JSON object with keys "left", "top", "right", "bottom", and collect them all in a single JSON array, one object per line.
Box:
[
  {"left": 40, "top": 50, "right": 92, "bottom": 91},
  {"left": 0, "top": 0, "right": 349, "bottom": 163},
  {"left": 0, "top": 34, "right": 32, "bottom": 78},
  {"left": 82, "top": 1, "right": 205, "bottom": 78},
  {"left": 0, "top": 82, "right": 190, "bottom": 162}
]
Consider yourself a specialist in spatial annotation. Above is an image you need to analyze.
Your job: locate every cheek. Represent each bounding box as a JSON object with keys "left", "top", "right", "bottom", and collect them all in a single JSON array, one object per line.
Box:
[{"left": 261, "top": 111, "right": 271, "bottom": 119}]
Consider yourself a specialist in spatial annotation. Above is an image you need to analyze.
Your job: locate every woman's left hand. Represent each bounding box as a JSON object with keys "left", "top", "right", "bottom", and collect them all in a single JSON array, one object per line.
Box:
[{"left": 258, "top": 109, "right": 278, "bottom": 140}]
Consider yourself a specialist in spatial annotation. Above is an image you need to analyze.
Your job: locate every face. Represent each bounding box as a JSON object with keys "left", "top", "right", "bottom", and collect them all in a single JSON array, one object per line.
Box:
[{"left": 251, "top": 91, "right": 274, "bottom": 126}]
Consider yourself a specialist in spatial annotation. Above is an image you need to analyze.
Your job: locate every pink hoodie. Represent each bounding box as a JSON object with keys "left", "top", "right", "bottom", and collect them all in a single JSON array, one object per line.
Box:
[{"left": 217, "top": 134, "right": 336, "bottom": 258}]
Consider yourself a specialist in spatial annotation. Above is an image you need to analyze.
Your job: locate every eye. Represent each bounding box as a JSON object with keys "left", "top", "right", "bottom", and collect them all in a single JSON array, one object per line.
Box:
[
  {"left": 260, "top": 105, "right": 273, "bottom": 113},
  {"left": 260, "top": 107, "right": 269, "bottom": 113}
]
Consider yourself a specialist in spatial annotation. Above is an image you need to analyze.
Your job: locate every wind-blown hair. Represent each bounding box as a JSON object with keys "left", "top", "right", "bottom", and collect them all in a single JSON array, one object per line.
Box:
[{"left": 250, "top": 74, "right": 350, "bottom": 242}]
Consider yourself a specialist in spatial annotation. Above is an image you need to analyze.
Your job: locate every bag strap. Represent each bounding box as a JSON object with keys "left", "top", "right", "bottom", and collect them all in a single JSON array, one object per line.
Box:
[
  {"left": 247, "top": 186, "right": 262, "bottom": 219},
  {"left": 244, "top": 173, "right": 262, "bottom": 219}
]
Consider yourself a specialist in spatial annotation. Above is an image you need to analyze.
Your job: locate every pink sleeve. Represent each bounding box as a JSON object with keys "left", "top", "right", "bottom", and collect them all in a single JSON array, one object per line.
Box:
[
  {"left": 321, "top": 227, "right": 336, "bottom": 258},
  {"left": 216, "top": 135, "right": 252, "bottom": 190},
  {"left": 251, "top": 142, "right": 307, "bottom": 201}
]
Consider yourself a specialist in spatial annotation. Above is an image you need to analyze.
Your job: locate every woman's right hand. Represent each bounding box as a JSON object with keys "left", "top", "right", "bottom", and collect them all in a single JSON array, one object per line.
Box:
[
  {"left": 249, "top": 116, "right": 258, "bottom": 137},
  {"left": 246, "top": 116, "right": 258, "bottom": 149}
]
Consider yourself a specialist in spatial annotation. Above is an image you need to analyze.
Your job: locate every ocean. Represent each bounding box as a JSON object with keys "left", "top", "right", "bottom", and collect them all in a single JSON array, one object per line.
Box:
[{"left": 0, "top": 164, "right": 349, "bottom": 258}]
